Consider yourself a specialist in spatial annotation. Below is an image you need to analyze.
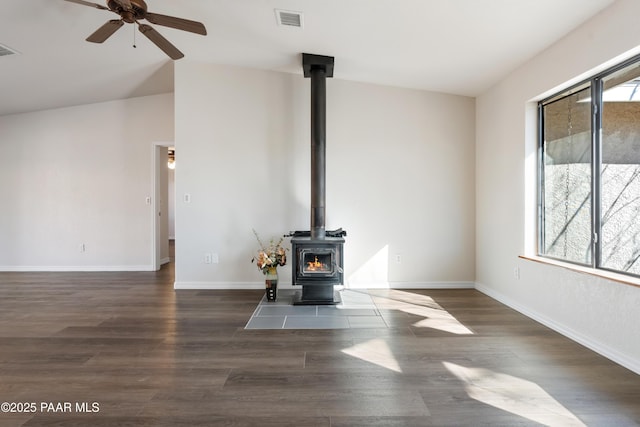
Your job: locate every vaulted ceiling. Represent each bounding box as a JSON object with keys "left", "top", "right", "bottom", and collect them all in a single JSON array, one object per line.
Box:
[{"left": 0, "top": 0, "right": 616, "bottom": 116}]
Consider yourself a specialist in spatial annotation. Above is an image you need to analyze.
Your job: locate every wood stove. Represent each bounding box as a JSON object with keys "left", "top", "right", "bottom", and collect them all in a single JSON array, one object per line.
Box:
[
  {"left": 289, "top": 230, "right": 345, "bottom": 305},
  {"left": 289, "top": 53, "right": 346, "bottom": 305}
]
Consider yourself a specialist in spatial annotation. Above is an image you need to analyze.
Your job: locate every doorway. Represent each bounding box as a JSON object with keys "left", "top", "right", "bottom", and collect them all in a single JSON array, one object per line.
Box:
[{"left": 152, "top": 142, "right": 175, "bottom": 272}]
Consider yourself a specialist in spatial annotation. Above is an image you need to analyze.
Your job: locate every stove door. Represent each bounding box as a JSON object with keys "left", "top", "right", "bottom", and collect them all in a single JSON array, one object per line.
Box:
[{"left": 299, "top": 248, "right": 336, "bottom": 278}]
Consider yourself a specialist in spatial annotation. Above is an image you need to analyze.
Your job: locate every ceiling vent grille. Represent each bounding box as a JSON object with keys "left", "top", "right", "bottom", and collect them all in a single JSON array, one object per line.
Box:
[
  {"left": 275, "top": 9, "right": 303, "bottom": 28},
  {"left": 0, "top": 43, "right": 19, "bottom": 57}
]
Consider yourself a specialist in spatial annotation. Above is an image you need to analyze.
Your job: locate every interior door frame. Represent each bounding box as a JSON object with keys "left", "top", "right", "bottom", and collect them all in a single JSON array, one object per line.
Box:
[{"left": 151, "top": 141, "right": 173, "bottom": 271}]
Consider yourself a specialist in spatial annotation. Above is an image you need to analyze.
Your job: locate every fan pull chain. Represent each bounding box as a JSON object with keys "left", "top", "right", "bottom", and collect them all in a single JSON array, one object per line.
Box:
[{"left": 133, "top": 23, "right": 137, "bottom": 49}]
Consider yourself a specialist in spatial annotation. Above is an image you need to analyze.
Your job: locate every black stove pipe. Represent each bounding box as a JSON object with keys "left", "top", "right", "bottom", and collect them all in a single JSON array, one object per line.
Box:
[
  {"left": 303, "top": 53, "right": 334, "bottom": 240},
  {"left": 310, "top": 67, "right": 326, "bottom": 240}
]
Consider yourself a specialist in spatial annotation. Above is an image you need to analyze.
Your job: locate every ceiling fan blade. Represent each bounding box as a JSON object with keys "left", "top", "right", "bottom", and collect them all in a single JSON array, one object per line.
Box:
[
  {"left": 64, "top": 0, "right": 109, "bottom": 11},
  {"left": 145, "top": 12, "right": 207, "bottom": 35},
  {"left": 138, "top": 24, "right": 184, "bottom": 60},
  {"left": 86, "top": 20, "right": 124, "bottom": 43}
]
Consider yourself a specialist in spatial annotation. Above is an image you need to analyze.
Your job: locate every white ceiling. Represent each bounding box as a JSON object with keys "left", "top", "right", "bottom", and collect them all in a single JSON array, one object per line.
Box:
[{"left": 0, "top": 0, "right": 616, "bottom": 116}]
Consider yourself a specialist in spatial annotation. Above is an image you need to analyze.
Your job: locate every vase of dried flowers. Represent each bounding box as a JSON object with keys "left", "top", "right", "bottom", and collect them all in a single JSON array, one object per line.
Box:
[{"left": 251, "top": 229, "right": 288, "bottom": 302}]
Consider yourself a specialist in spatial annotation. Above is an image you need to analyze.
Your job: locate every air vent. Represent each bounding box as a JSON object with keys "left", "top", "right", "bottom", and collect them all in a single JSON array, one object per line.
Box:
[
  {"left": 275, "top": 9, "right": 303, "bottom": 28},
  {"left": 0, "top": 43, "right": 19, "bottom": 57}
]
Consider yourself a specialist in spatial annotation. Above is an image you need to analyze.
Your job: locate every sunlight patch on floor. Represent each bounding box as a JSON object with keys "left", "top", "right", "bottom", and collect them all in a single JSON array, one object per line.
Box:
[
  {"left": 371, "top": 289, "right": 474, "bottom": 335},
  {"left": 342, "top": 338, "right": 402, "bottom": 373},
  {"left": 443, "top": 361, "right": 586, "bottom": 426},
  {"left": 412, "top": 316, "right": 474, "bottom": 334}
]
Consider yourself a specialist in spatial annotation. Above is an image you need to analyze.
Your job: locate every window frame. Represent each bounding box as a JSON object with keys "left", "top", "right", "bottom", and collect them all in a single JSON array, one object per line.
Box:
[{"left": 537, "top": 54, "right": 640, "bottom": 279}]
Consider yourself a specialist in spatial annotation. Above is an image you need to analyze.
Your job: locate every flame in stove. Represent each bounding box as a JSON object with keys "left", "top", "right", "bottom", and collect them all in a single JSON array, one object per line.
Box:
[{"left": 307, "top": 256, "right": 329, "bottom": 271}]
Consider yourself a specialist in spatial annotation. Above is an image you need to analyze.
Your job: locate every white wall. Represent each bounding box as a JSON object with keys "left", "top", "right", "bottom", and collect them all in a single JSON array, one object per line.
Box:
[
  {"left": 174, "top": 61, "right": 475, "bottom": 289},
  {"left": 476, "top": 0, "right": 640, "bottom": 373},
  {"left": 0, "top": 94, "right": 174, "bottom": 271}
]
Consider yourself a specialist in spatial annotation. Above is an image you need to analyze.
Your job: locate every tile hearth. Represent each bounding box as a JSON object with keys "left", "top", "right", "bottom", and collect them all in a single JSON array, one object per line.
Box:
[{"left": 245, "top": 289, "right": 388, "bottom": 329}]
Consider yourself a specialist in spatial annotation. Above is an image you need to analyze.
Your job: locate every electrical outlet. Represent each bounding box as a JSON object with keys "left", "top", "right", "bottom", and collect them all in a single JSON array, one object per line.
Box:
[
  {"left": 395, "top": 254, "right": 401, "bottom": 264},
  {"left": 184, "top": 193, "right": 191, "bottom": 203},
  {"left": 79, "top": 243, "right": 86, "bottom": 253},
  {"left": 514, "top": 267, "right": 520, "bottom": 280},
  {"left": 204, "top": 253, "right": 212, "bottom": 264},
  {"left": 211, "top": 253, "right": 219, "bottom": 264}
]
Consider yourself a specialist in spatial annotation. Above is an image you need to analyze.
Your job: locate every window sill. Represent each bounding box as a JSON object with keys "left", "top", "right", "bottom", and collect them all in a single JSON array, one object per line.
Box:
[{"left": 519, "top": 255, "right": 640, "bottom": 289}]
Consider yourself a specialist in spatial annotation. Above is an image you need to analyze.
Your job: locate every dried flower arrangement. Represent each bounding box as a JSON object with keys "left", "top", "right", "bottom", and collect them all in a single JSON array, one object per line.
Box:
[{"left": 251, "top": 229, "right": 288, "bottom": 274}]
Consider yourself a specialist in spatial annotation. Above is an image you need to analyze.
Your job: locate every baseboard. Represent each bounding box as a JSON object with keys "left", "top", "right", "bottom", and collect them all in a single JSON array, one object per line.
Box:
[
  {"left": 160, "top": 257, "right": 171, "bottom": 266},
  {"left": 174, "top": 281, "right": 267, "bottom": 290},
  {"left": 174, "top": 281, "right": 475, "bottom": 290},
  {"left": 0, "top": 265, "right": 155, "bottom": 272},
  {"left": 475, "top": 282, "right": 640, "bottom": 376},
  {"left": 347, "top": 281, "right": 475, "bottom": 289}
]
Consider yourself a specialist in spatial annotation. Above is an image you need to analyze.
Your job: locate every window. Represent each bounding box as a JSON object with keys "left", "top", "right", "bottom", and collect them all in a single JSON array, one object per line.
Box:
[{"left": 539, "top": 56, "right": 640, "bottom": 278}]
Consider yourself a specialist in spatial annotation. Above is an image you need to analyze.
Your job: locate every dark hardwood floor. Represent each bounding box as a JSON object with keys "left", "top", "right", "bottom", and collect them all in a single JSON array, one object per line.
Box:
[{"left": 0, "top": 263, "right": 638, "bottom": 426}]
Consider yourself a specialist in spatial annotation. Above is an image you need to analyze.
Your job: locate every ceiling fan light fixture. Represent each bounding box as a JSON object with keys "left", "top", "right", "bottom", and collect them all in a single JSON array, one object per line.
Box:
[
  {"left": 168, "top": 148, "right": 175, "bottom": 169},
  {"left": 63, "top": 0, "right": 206, "bottom": 59}
]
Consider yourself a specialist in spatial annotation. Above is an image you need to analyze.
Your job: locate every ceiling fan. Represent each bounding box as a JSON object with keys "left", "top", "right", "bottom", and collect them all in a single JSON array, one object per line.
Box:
[{"left": 64, "top": 0, "right": 207, "bottom": 60}]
